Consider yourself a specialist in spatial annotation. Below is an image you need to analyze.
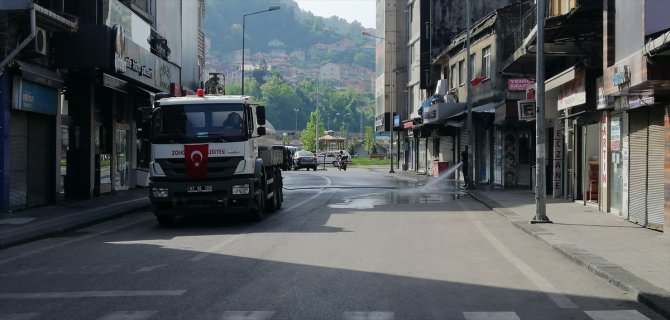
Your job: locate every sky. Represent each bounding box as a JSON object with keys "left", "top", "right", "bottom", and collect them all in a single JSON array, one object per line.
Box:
[{"left": 294, "top": 0, "right": 376, "bottom": 29}]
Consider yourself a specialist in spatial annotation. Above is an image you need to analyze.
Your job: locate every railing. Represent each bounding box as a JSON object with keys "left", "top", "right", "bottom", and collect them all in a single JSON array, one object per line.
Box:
[{"left": 197, "top": 29, "right": 205, "bottom": 58}]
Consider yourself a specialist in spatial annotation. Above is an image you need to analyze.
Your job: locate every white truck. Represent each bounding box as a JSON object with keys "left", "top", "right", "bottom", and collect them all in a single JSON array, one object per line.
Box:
[{"left": 148, "top": 89, "right": 283, "bottom": 225}]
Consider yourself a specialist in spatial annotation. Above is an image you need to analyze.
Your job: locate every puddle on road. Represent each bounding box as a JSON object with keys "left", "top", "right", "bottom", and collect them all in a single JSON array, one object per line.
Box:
[{"left": 328, "top": 181, "right": 467, "bottom": 210}]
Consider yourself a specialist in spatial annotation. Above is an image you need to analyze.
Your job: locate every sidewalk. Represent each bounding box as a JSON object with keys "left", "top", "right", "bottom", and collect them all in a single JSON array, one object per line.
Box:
[
  {"left": 0, "top": 188, "right": 150, "bottom": 249},
  {"left": 379, "top": 168, "right": 670, "bottom": 319}
]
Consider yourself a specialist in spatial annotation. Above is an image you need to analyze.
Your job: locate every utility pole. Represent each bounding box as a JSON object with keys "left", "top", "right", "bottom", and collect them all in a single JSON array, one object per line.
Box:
[
  {"left": 532, "top": 0, "right": 551, "bottom": 224},
  {"left": 465, "top": 0, "right": 474, "bottom": 189}
]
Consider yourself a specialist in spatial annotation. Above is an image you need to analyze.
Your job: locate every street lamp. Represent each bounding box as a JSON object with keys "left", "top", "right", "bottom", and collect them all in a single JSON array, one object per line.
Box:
[
  {"left": 294, "top": 108, "right": 299, "bottom": 132},
  {"left": 242, "top": 5, "right": 280, "bottom": 95},
  {"left": 361, "top": 31, "right": 395, "bottom": 173}
]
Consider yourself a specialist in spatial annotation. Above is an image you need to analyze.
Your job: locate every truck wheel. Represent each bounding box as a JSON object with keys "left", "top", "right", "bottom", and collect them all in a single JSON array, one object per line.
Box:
[
  {"left": 275, "top": 171, "right": 283, "bottom": 210},
  {"left": 249, "top": 188, "right": 265, "bottom": 222},
  {"left": 156, "top": 215, "right": 175, "bottom": 227}
]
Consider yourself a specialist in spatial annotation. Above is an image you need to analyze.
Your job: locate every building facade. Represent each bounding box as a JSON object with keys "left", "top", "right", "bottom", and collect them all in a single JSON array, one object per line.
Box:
[{"left": 0, "top": 0, "right": 205, "bottom": 213}]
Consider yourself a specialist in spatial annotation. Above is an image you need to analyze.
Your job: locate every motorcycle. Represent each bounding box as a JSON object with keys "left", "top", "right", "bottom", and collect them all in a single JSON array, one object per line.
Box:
[{"left": 337, "top": 157, "right": 348, "bottom": 171}]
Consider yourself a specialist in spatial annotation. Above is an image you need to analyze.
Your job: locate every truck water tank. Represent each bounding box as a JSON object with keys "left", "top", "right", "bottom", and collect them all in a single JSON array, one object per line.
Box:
[{"left": 256, "top": 120, "right": 277, "bottom": 150}]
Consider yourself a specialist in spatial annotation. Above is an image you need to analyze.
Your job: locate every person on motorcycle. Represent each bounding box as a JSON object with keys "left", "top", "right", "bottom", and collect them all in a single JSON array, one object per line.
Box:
[{"left": 337, "top": 150, "right": 349, "bottom": 171}]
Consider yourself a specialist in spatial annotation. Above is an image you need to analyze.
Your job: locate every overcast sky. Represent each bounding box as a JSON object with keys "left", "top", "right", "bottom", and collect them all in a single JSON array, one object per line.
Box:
[{"left": 294, "top": 0, "right": 376, "bottom": 29}]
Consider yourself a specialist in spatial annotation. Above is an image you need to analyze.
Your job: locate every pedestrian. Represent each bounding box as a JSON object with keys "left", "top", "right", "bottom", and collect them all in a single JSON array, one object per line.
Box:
[{"left": 460, "top": 150, "right": 469, "bottom": 182}]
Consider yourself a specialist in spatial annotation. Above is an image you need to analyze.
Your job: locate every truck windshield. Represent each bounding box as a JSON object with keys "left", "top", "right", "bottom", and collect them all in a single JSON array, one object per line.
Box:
[{"left": 151, "top": 103, "right": 247, "bottom": 143}]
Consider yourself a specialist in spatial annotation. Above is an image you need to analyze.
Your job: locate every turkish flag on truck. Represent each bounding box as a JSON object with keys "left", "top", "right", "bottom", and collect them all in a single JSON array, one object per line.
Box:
[{"left": 184, "top": 144, "right": 208, "bottom": 180}]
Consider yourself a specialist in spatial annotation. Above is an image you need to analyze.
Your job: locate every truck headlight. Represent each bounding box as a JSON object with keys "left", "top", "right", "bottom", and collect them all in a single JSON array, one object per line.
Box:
[
  {"left": 234, "top": 160, "right": 247, "bottom": 174},
  {"left": 232, "top": 184, "right": 250, "bottom": 195},
  {"left": 151, "top": 187, "right": 169, "bottom": 198},
  {"left": 151, "top": 161, "right": 166, "bottom": 177}
]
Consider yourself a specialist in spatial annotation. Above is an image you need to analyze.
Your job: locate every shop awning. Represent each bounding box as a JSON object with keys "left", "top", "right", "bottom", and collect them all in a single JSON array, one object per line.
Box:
[
  {"left": 545, "top": 65, "right": 577, "bottom": 91},
  {"left": 15, "top": 60, "right": 63, "bottom": 87},
  {"left": 422, "top": 102, "right": 466, "bottom": 125},
  {"left": 446, "top": 100, "right": 504, "bottom": 119}
]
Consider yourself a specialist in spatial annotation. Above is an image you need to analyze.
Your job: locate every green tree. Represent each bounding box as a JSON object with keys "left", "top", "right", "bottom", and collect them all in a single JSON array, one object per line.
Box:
[
  {"left": 281, "top": 133, "right": 292, "bottom": 145},
  {"left": 301, "top": 110, "right": 324, "bottom": 152},
  {"left": 364, "top": 126, "right": 375, "bottom": 154},
  {"left": 260, "top": 75, "right": 303, "bottom": 130}
]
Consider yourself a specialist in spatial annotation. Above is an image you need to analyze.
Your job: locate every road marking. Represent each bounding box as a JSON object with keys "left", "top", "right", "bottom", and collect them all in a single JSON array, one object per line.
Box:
[
  {"left": 0, "top": 216, "right": 153, "bottom": 266},
  {"left": 0, "top": 314, "right": 39, "bottom": 320},
  {"left": 463, "top": 312, "right": 520, "bottom": 320},
  {"left": 471, "top": 219, "right": 579, "bottom": 309},
  {"left": 221, "top": 311, "right": 275, "bottom": 320},
  {"left": 342, "top": 311, "right": 394, "bottom": 320},
  {"left": 585, "top": 310, "right": 651, "bottom": 320},
  {"left": 97, "top": 311, "right": 158, "bottom": 320},
  {"left": 0, "top": 290, "right": 186, "bottom": 299}
]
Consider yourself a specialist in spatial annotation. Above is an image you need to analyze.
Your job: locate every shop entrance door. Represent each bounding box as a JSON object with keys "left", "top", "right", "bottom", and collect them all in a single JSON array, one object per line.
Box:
[
  {"left": 610, "top": 116, "right": 623, "bottom": 215},
  {"left": 115, "top": 125, "right": 130, "bottom": 190}
]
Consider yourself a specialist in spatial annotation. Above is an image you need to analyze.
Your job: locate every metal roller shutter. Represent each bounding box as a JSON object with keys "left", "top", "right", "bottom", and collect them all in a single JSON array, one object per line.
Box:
[
  {"left": 9, "top": 112, "right": 28, "bottom": 210},
  {"left": 647, "top": 107, "right": 664, "bottom": 229},
  {"left": 628, "top": 110, "right": 647, "bottom": 225}
]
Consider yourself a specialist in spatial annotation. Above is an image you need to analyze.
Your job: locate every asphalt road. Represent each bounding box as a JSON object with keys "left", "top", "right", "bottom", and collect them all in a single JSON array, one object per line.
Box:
[{"left": 0, "top": 167, "right": 664, "bottom": 320}]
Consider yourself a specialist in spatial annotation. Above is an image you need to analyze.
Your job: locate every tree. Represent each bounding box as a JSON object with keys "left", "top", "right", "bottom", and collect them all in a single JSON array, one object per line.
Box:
[
  {"left": 300, "top": 110, "right": 324, "bottom": 152},
  {"left": 364, "top": 126, "right": 375, "bottom": 154},
  {"left": 280, "top": 133, "right": 293, "bottom": 146}
]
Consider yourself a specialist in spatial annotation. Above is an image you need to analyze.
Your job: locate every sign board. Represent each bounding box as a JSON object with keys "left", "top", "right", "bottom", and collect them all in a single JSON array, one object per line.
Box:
[
  {"left": 596, "top": 77, "right": 607, "bottom": 110},
  {"left": 517, "top": 100, "right": 536, "bottom": 121},
  {"left": 507, "top": 78, "right": 534, "bottom": 91},
  {"left": 553, "top": 123, "right": 563, "bottom": 198},
  {"left": 557, "top": 70, "right": 586, "bottom": 110},
  {"left": 393, "top": 114, "right": 400, "bottom": 128}
]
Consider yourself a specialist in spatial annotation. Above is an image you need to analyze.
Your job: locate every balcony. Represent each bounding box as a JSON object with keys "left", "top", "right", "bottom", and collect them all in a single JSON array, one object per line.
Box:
[{"left": 501, "top": 0, "right": 602, "bottom": 76}]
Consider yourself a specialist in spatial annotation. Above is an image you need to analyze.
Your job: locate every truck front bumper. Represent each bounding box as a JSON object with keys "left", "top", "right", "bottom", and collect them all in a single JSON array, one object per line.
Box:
[{"left": 149, "top": 177, "right": 259, "bottom": 215}]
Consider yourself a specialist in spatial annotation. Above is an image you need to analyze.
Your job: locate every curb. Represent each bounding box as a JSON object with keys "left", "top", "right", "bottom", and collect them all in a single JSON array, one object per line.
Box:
[
  {"left": 467, "top": 191, "right": 670, "bottom": 319},
  {"left": 0, "top": 198, "right": 150, "bottom": 249}
]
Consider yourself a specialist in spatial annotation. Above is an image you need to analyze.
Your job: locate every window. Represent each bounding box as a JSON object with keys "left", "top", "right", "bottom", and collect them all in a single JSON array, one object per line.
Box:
[
  {"left": 408, "top": 43, "right": 414, "bottom": 67},
  {"left": 450, "top": 64, "right": 457, "bottom": 89},
  {"left": 458, "top": 60, "right": 465, "bottom": 86},
  {"left": 408, "top": 3, "right": 414, "bottom": 22},
  {"left": 469, "top": 53, "right": 476, "bottom": 80},
  {"left": 482, "top": 46, "right": 491, "bottom": 78}
]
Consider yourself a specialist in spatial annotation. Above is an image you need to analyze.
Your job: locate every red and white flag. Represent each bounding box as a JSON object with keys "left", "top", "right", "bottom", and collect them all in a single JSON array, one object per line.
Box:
[{"left": 184, "top": 144, "right": 208, "bottom": 180}]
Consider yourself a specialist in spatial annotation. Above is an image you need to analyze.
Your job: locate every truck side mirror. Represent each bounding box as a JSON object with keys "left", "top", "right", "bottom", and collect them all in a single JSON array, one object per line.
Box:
[
  {"left": 256, "top": 105, "right": 266, "bottom": 125},
  {"left": 257, "top": 127, "right": 266, "bottom": 136}
]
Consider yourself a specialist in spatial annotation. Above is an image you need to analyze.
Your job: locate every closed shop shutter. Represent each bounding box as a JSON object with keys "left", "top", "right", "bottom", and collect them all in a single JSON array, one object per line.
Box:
[
  {"left": 418, "top": 138, "right": 427, "bottom": 172},
  {"left": 27, "top": 115, "right": 49, "bottom": 207},
  {"left": 628, "top": 110, "right": 647, "bottom": 225},
  {"left": 647, "top": 106, "right": 664, "bottom": 229},
  {"left": 9, "top": 112, "right": 29, "bottom": 209}
]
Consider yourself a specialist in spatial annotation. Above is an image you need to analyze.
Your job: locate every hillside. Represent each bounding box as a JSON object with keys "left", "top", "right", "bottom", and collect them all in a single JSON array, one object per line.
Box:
[{"left": 204, "top": 0, "right": 374, "bottom": 70}]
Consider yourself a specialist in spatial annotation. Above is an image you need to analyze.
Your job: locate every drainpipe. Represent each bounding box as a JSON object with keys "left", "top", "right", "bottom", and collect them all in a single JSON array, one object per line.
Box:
[{"left": 0, "top": 7, "right": 36, "bottom": 73}]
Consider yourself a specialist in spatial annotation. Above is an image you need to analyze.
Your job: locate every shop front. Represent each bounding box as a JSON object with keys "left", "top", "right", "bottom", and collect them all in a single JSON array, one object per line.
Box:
[{"left": 55, "top": 24, "right": 180, "bottom": 199}]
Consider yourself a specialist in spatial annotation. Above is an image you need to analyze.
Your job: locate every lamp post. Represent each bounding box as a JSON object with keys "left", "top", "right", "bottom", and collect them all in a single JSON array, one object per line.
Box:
[
  {"left": 361, "top": 31, "right": 395, "bottom": 173},
  {"left": 294, "top": 108, "right": 299, "bottom": 132},
  {"left": 242, "top": 5, "right": 280, "bottom": 95}
]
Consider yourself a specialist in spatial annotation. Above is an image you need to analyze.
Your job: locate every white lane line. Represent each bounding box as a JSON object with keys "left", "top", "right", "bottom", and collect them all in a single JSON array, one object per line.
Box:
[
  {"left": 585, "top": 310, "right": 651, "bottom": 320},
  {"left": 471, "top": 219, "right": 579, "bottom": 309},
  {"left": 97, "top": 311, "right": 158, "bottom": 320},
  {"left": 189, "top": 182, "right": 329, "bottom": 262},
  {"left": 342, "top": 311, "right": 394, "bottom": 320},
  {"left": 463, "top": 312, "right": 520, "bottom": 320},
  {"left": 221, "top": 311, "right": 275, "bottom": 320},
  {"left": 0, "top": 290, "right": 186, "bottom": 299},
  {"left": 0, "top": 314, "right": 39, "bottom": 320},
  {"left": 0, "top": 216, "right": 153, "bottom": 266}
]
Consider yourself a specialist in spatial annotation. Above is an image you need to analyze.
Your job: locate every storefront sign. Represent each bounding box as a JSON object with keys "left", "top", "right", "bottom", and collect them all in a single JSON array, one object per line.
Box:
[
  {"left": 611, "top": 117, "right": 621, "bottom": 151},
  {"left": 507, "top": 78, "right": 534, "bottom": 91},
  {"left": 557, "top": 71, "right": 586, "bottom": 110},
  {"left": 12, "top": 78, "right": 58, "bottom": 115},
  {"left": 612, "top": 65, "right": 630, "bottom": 87},
  {"left": 601, "top": 112, "right": 608, "bottom": 189},
  {"left": 517, "top": 100, "right": 536, "bottom": 121},
  {"left": 553, "top": 124, "right": 563, "bottom": 198}
]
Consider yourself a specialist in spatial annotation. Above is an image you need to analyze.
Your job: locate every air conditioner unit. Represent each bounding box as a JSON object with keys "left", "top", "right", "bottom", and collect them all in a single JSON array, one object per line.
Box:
[{"left": 33, "top": 27, "right": 48, "bottom": 56}]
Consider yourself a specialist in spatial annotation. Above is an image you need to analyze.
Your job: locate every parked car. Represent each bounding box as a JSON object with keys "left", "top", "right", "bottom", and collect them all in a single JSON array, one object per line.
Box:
[
  {"left": 293, "top": 150, "right": 318, "bottom": 171},
  {"left": 317, "top": 150, "right": 351, "bottom": 167}
]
